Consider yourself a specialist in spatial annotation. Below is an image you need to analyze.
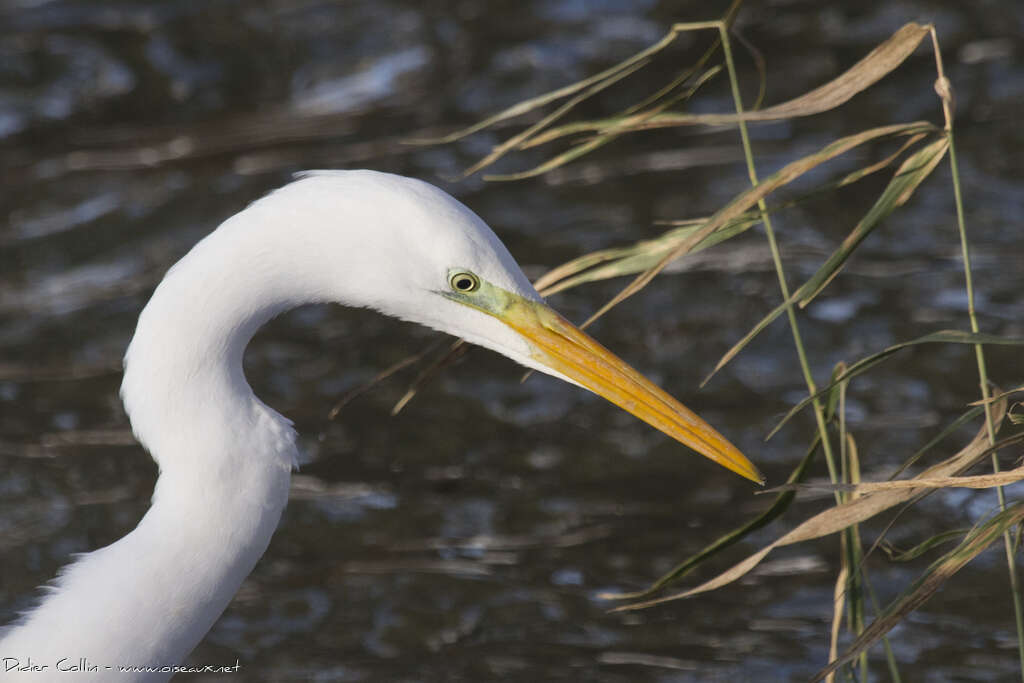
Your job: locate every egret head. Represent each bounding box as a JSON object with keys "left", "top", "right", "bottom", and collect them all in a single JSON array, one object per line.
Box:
[{"left": 251, "top": 170, "right": 762, "bottom": 483}]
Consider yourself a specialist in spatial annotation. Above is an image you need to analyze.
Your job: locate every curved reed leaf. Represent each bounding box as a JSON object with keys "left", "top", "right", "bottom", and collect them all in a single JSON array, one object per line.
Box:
[
  {"left": 881, "top": 529, "right": 968, "bottom": 562},
  {"left": 524, "top": 22, "right": 931, "bottom": 147}
]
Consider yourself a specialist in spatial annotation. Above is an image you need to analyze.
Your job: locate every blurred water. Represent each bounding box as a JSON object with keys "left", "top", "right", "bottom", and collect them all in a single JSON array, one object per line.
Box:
[{"left": 1, "top": 1, "right": 1023, "bottom": 680}]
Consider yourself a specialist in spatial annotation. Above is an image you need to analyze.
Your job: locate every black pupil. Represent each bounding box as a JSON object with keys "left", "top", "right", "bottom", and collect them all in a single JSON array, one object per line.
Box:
[{"left": 456, "top": 277, "right": 472, "bottom": 290}]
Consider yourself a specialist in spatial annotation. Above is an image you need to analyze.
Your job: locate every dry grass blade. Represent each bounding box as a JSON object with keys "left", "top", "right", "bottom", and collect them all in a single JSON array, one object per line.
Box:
[
  {"left": 723, "top": 22, "right": 929, "bottom": 122},
  {"left": 460, "top": 59, "right": 651, "bottom": 179},
  {"left": 391, "top": 340, "right": 468, "bottom": 415},
  {"left": 795, "top": 136, "right": 950, "bottom": 306},
  {"left": 767, "top": 461, "right": 1024, "bottom": 495},
  {"left": 812, "top": 502, "right": 1024, "bottom": 682},
  {"left": 826, "top": 553, "right": 848, "bottom": 683},
  {"left": 611, "top": 399, "right": 1007, "bottom": 612},
  {"left": 521, "top": 22, "right": 930, "bottom": 145},
  {"left": 768, "top": 330, "right": 1024, "bottom": 439}
]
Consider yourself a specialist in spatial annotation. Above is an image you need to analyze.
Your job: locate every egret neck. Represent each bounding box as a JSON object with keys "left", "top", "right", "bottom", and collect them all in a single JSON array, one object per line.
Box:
[{"left": 0, "top": 171, "right": 759, "bottom": 682}]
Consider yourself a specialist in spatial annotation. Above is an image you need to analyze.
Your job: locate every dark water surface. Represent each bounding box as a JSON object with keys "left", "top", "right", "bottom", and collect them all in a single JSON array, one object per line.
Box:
[{"left": 2, "top": 1, "right": 1023, "bottom": 680}]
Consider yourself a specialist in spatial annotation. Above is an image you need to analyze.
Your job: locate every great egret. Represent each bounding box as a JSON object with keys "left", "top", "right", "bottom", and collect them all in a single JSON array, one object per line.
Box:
[{"left": 0, "top": 170, "right": 760, "bottom": 681}]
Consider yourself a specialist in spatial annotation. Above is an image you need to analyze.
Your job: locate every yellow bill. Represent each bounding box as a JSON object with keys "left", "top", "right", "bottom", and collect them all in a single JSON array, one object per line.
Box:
[{"left": 499, "top": 298, "right": 762, "bottom": 484}]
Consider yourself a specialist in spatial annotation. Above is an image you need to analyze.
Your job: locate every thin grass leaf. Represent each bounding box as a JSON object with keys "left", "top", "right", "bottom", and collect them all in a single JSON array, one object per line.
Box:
[
  {"left": 519, "top": 62, "right": 721, "bottom": 155},
  {"left": 701, "top": 297, "right": 789, "bottom": 387},
  {"left": 836, "top": 132, "right": 930, "bottom": 187},
  {"left": 611, "top": 403, "right": 1006, "bottom": 612},
  {"left": 616, "top": 62, "right": 715, "bottom": 119},
  {"left": 795, "top": 136, "right": 950, "bottom": 307},
  {"left": 731, "top": 23, "right": 768, "bottom": 111},
  {"left": 391, "top": 340, "right": 468, "bottom": 415},
  {"left": 812, "top": 502, "right": 1024, "bottom": 682},
  {"left": 538, "top": 214, "right": 759, "bottom": 297},
  {"left": 880, "top": 529, "right": 968, "bottom": 562},
  {"left": 768, "top": 330, "right": 1024, "bottom": 439},
  {"left": 602, "top": 433, "right": 820, "bottom": 601},
  {"left": 484, "top": 129, "right": 620, "bottom": 182}
]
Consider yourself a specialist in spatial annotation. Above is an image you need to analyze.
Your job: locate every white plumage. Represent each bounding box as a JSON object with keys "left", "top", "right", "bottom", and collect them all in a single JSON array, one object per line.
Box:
[{"left": 0, "top": 171, "right": 758, "bottom": 681}]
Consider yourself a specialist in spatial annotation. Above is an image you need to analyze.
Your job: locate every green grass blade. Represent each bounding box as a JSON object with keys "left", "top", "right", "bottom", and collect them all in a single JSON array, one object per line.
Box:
[
  {"left": 768, "top": 331, "right": 1024, "bottom": 439},
  {"left": 794, "top": 136, "right": 950, "bottom": 307}
]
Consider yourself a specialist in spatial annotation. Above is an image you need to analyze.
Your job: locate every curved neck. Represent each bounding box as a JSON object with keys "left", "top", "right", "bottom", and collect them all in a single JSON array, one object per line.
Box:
[
  {"left": 122, "top": 221, "right": 312, "bottom": 479},
  {"left": 1, "top": 223, "right": 307, "bottom": 678}
]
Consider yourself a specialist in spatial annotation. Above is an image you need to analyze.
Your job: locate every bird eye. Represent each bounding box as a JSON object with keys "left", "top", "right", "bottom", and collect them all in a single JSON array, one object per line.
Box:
[{"left": 449, "top": 271, "right": 480, "bottom": 293}]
